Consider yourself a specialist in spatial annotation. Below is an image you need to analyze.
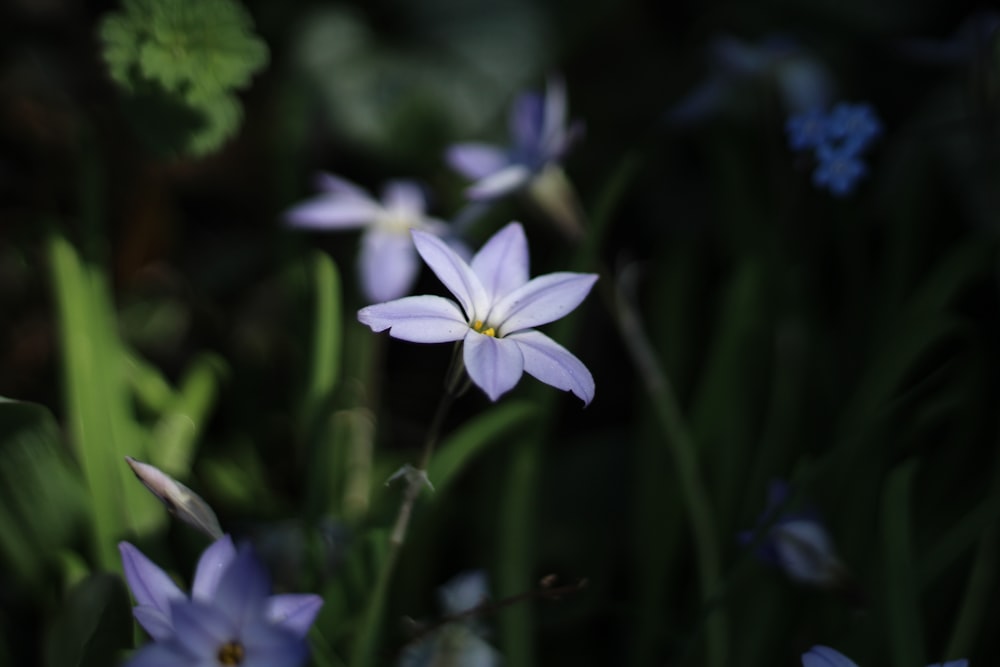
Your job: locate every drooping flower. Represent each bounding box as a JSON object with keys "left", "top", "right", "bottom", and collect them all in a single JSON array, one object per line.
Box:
[
  {"left": 119, "top": 535, "right": 322, "bottom": 667},
  {"left": 801, "top": 645, "right": 968, "bottom": 667},
  {"left": 358, "top": 221, "right": 597, "bottom": 404},
  {"left": 285, "top": 174, "right": 449, "bottom": 303},
  {"left": 446, "top": 77, "right": 583, "bottom": 201},
  {"left": 399, "top": 570, "right": 500, "bottom": 667},
  {"left": 739, "top": 480, "right": 846, "bottom": 587}
]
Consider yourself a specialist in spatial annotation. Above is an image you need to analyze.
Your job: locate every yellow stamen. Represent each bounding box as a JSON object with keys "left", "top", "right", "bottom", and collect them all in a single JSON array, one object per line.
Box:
[
  {"left": 472, "top": 320, "right": 496, "bottom": 337},
  {"left": 217, "top": 641, "right": 245, "bottom": 665}
]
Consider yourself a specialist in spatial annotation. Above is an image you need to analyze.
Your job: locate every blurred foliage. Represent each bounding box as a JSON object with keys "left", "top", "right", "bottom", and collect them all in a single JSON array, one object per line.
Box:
[{"left": 99, "top": 0, "right": 269, "bottom": 157}]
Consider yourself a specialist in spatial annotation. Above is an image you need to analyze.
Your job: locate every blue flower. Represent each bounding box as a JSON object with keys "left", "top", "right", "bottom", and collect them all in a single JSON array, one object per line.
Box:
[
  {"left": 812, "top": 145, "right": 869, "bottom": 198},
  {"left": 802, "top": 645, "right": 968, "bottom": 667},
  {"left": 285, "top": 174, "right": 450, "bottom": 303},
  {"left": 739, "top": 480, "right": 845, "bottom": 587},
  {"left": 785, "top": 102, "right": 882, "bottom": 197},
  {"left": 119, "top": 536, "right": 322, "bottom": 667},
  {"left": 786, "top": 108, "right": 830, "bottom": 151},
  {"left": 446, "top": 78, "right": 583, "bottom": 201},
  {"left": 825, "top": 102, "right": 882, "bottom": 154}
]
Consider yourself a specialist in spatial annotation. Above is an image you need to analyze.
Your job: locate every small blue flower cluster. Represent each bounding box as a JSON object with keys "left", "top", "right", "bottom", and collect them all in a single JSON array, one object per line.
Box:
[{"left": 786, "top": 102, "right": 882, "bottom": 197}]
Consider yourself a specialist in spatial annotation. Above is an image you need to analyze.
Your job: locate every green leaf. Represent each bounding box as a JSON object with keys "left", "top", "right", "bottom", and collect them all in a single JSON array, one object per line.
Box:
[
  {"left": 43, "top": 572, "right": 131, "bottom": 667},
  {"left": 98, "top": 0, "right": 269, "bottom": 158},
  {"left": 427, "top": 400, "right": 539, "bottom": 497},
  {"left": 881, "top": 460, "right": 924, "bottom": 667},
  {"left": 0, "top": 398, "right": 87, "bottom": 586}
]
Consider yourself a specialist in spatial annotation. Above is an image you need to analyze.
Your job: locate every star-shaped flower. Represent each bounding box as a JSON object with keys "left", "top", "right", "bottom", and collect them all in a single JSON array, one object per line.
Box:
[
  {"left": 358, "top": 222, "right": 597, "bottom": 404},
  {"left": 285, "top": 173, "right": 449, "bottom": 303},
  {"left": 801, "top": 645, "right": 968, "bottom": 667},
  {"left": 119, "top": 536, "right": 322, "bottom": 667},
  {"left": 446, "top": 78, "right": 583, "bottom": 201}
]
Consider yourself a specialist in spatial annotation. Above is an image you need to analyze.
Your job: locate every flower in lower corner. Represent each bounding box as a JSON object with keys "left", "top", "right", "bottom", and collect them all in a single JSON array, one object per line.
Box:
[
  {"left": 358, "top": 221, "right": 597, "bottom": 404},
  {"left": 399, "top": 570, "right": 500, "bottom": 667},
  {"left": 802, "top": 645, "right": 968, "bottom": 667},
  {"left": 119, "top": 535, "right": 322, "bottom": 667},
  {"left": 285, "top": 173, "right": 449, "bottom": 303}
]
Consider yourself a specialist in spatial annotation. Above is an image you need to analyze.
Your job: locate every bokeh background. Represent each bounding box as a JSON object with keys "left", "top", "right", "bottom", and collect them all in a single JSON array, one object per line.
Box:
[{"left": 2, "top": 0, "right": 1000, "bottom": 665}]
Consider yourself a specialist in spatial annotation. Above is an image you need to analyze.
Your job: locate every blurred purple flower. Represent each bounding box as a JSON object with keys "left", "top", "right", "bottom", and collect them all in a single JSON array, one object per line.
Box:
[
  {"left": 399, "top": 570, "right": 500, "bottom": 667},
  {"left": 358, "top": 222, "right": 597, "bottom": 404},
  {"left": 739, "top": 480, "right": 845, "bottom": 587},
  {"left": 119, "top": 536, "right": 322, "bottom": 667},
  {"left": 285, "top": 174, "right": 449, "bottom": 303},
  {"left": 667, "top": 34, "right": 833, "bottom": 125},
  {"left": 446, "top": 78, "right": 583, "bottom": 201},
  {"left": 802, "top": 646, "right": 968, "bottom": 667},
  {"left": 897, "top": 10, "right": 1000, "bottom": 65}
]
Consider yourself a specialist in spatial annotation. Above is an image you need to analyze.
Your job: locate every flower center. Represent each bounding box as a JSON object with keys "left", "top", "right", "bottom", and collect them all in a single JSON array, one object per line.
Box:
[
  {"left": 217, "top": 640, "right": 246, "bottom": 665},
  {"left": 472, "top": 319, "right": 496, "bottom": 337},
  {"left": 377, "top": 209, "right": 420, "bottom": 235}
]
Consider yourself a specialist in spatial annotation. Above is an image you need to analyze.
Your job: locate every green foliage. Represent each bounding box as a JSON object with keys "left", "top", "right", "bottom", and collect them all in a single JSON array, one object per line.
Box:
[
  {"left": 98, "top": 0, "right": 269, "bottom": 158},
  {"left": 0, "top": 398, "right": 87, "bottom": 589},
  {"left": 43, "top": 573, "right": 131, "bottom": 667}
]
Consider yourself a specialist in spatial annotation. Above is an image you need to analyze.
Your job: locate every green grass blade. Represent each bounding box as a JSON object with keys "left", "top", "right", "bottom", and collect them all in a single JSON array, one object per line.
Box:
[{"left": 881, "top": 460, "right": 924, "bottom": 667}]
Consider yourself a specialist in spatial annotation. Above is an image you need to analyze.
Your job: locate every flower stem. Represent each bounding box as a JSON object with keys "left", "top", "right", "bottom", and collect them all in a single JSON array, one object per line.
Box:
[
  {"left": 351, "top": 357, "right": 461, "bottom": 667},
  {"left": 611, "top": 274, "right": 729, "bottom": 667}
]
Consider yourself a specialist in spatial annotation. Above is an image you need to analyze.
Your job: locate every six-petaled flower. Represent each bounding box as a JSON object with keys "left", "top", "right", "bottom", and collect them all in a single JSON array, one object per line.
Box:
[
  {"left": 119, "top": 535, "right": 322, "bottom": 667},
  {"left": 285, "top": 173, "right": 450, "bottom": 303},
  {"left": 358, "top": 221, "right": 597, "bottom": 404}
]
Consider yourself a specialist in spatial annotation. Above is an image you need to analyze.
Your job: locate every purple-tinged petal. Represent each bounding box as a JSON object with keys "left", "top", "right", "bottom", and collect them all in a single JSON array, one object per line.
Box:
[
  {"left": 411, "top": 230, "right": 490, "bottom": 320},
  {"left": 446, "top": 144, "right": 510, "bottom": 179},
  {"left": 771, "top": 519, "right": 843, "bottom": 585},
  {"left": 124, "top": 639, "right": 196, "bottom": 667},
  {"left": 131, "top": 605, "right": 175, "bottom": 642},
  {"left": 313, "top": 173, "right": 370, "bottom": 197},
  {"left": 466, "top": 165, "right": 533, "bottom": 200},
  {"left": 284, "top": 194, "right": 381, "bottom": 230},
  {"left": 801, "top": 646, "right": 858, "bottom": 667},
  {"left": 540, "top": 77, "right": 568, "bottom": 154},
  {"left": 470, "top": 222, "right": 529, "bottom": 303},
  {"left": 437, "top": 570, "right": 489, "bottom": 615},
  {"left": 240, "top": 618, "right": 309, "bottom": 667},
  {"left": 266, "top": 594, "right": 324, "bottom": 637},
  {"left": 711, "top": 34, "right": 773, "bottom": 76},
  {"left": 358, "top": 296, "right": 468, "bottom": 343},
  {"left": 508, "top": 330, "right": 594, "bottom": 405},
  {"left": 170, "top": 600, "right": 235, "bottom": 657},
  {"left": 463, "top": 333, "right": 525, "bottom": 401},
  {"left": 191, "top": 535, "right": 236, "bottom": 602},
  {"left": 213, "top": 547, "right": 270, "bottom": 627},
  {"left": 510, "top": 91, "right": 544, "bottom": 151},
  {"left": 359, "top": 229, "right": 420, "bottom": 303},
  {"left": 492, "top": 272, "right": 598, "bottom": 336},
  {"left": 381, "top": 181, "right": 427, "bottom": 216},
  {"left": 119, "top": 542, "right": 185, "bottom": 615}
]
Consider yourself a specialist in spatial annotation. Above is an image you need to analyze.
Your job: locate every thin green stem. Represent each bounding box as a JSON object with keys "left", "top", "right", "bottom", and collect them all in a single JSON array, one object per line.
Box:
[
  {"left": 350, "top": 362, "right": 460, "bottom": 667},
  {"left": 611, "top": 274, "right": 728, "bottom": 667}
]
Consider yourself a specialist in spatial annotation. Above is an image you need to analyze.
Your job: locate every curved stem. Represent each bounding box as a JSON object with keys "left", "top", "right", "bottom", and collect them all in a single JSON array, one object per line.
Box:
[{"left": 611, "top": 274, "right": 728, "bottom": 667}]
